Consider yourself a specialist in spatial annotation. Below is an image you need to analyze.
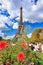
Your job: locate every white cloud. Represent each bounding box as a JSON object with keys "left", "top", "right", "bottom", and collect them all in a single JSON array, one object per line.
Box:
[
  {"left": 0, "top": 15, "right": 13, "bottom": 29},
  {"left": 23, "top": 0, "right": 43, "bottom": 22},
  {"left": 27, "top": 33, "right": 32, "bottom": 38},
  {"left": 40, "top": 0, "right": 43, "bottom": 4},
  {"left": 31, "top": 5, "right": 38, "bottom": 11},
  {"left": 13, "top": 23, "right": 18, "bottom": 29},
  {"left": 0, "top": 0, "right": 43, "bottom": 23},
  {"left": 0, "top": 15, "right": 8, "bottom": 21},
  {"left": 39, "top": 13, "right": 43, "bottom": 18},
  {"left": 0, "top": 30, "right": 4, "bottom": 37},
  {"left": 0, "top": 0, "right": 11, "bottom": 11},
  {"left": 0, "top": 15, "right": 7, "bottom": 29}
]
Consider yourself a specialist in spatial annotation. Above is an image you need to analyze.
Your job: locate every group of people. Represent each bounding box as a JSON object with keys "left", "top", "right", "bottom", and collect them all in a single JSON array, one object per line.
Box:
[{"left": 29, "top": 42, "right": 43, "bottom": 52}]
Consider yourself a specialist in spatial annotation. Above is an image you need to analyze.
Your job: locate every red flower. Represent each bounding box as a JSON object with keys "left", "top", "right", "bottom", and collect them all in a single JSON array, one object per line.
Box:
[
  {"left": 6, "top": 64, "right": 10, "bottom": 65},
  {"left": 16, "top": 52, "right": 25, "bottom": 61},
  {"left": 0, "top": 41, "right": 7, "bottom": 49},
  {"left": 20, "top": 43, "right": 26, "bottom": 48}
]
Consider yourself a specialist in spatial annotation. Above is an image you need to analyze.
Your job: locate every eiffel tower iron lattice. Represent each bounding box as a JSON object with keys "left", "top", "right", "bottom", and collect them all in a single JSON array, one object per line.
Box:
[{"left": 14, "top": 7, "right": 24, "bottom": 39}]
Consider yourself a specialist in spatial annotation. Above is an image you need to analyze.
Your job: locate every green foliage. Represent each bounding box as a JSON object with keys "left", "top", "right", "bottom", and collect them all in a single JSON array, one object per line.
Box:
[
  {"left": 0, "top": 42, "right": 43, "bottom": 65},
  {"left": 31, "top": 28, "right": 43, "bottom": 42},
  {"left": 29, "top": 51, "right": 43, "bottom": 64}
]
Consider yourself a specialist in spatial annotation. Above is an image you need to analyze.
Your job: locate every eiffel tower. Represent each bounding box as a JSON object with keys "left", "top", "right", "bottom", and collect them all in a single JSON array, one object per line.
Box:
[
  {"left": 14, "top": 7, "right": 24, "bottom": 40},
  {"left": 13, "top": 7, "right": 29, "bottom": 43}
]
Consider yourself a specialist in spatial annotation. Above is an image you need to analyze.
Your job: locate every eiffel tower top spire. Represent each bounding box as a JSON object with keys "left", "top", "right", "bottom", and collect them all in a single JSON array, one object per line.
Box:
[{"left": 19, "top": 6, "right": 23, "bottom": 26}]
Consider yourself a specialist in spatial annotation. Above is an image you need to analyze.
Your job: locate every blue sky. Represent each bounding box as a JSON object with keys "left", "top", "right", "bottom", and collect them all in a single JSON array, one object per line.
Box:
[{"left": 0, "top": 0, "right": 43, "bottom": 38}]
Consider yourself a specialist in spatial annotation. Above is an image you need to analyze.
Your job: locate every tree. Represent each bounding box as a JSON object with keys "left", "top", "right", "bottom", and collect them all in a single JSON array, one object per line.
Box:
[{"left": 0, "top": 36, "right": 3, "bottom": 40}]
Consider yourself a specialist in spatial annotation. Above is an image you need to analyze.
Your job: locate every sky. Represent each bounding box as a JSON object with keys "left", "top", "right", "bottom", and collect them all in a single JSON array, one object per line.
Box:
[{"left": 0, "top": 0, "right": 43, "bottom": 39}]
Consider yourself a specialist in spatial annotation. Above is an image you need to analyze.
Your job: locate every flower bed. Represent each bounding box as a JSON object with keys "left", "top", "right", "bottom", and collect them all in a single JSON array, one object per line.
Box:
[{"left": 0, "top": 41, "right": 43, "bottom": 65}]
